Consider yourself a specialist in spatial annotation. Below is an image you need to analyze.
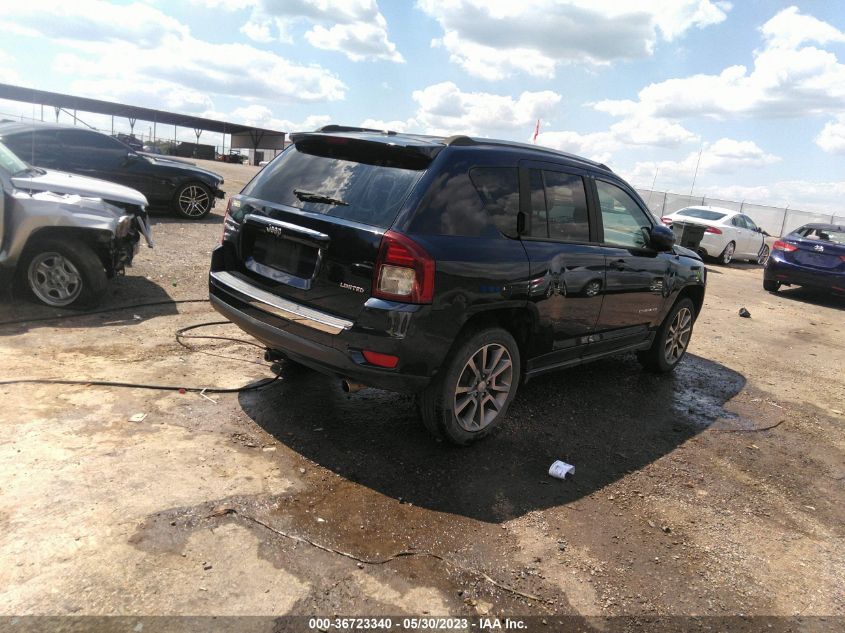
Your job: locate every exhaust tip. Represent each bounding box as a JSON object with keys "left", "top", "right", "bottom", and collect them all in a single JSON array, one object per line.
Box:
[{"left": 342, "top": 379, "right": 366, "bottom": 394}]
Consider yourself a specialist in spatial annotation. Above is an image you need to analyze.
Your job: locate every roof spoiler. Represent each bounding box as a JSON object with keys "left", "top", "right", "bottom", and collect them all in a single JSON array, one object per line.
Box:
[{"left": 316, "top": 124, "right": 397, "bottom": 136}]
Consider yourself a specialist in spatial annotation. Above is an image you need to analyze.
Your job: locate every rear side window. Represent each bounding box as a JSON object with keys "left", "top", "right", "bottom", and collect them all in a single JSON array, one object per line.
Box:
[
  {"left": 241, "top": 145, "right": 424, "bottom": 229},
  {"left": 468, "top": 167, "right": 520, "bottom": 238},
  {"left": 527, "top": 169, "right": 590, "bottom": 242},
  {"left": 58, "top": 130, "right": 125, "bottom": 151}
]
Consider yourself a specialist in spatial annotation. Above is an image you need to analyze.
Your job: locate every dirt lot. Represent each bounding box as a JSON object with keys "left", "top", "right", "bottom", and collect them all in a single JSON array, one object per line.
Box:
[{"left": 0, "top": 160, "right": 843, "bottom": 630}]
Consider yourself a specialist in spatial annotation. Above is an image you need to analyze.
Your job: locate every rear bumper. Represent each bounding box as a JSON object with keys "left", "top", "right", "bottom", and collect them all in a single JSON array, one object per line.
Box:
[
  {"left": 208, "top": 262, "right": 447, "bottom": 393},
  {"left": 765, "top": 255, "right": 845, "bottom": 291}
]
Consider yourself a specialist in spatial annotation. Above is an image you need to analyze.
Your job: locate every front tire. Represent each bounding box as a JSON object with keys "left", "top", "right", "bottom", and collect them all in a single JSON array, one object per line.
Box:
[
  {"left": 757, "top": 245, "right": 770, "bottom": 266},
  {"left": 637, "top": 298, "right": 696, "bottom": 373},
  {"left": 172, "top": 182, "right": 213, "bottom": 219},
  {"left": 18, "top": 239, "right": 107, "bottom": 309},
  {"left": 418, "top": 327, "right": 521, "bottom": 445}
]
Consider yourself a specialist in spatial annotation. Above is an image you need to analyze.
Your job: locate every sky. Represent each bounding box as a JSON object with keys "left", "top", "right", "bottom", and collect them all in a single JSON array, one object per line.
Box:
[{"left": 0, "top": 0, "right": 843, "bottom": 213}]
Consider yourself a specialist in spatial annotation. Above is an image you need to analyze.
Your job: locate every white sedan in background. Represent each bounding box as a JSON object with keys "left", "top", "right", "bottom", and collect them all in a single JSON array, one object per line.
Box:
[{"left": 661, "top": 206, "right": 769, "bottom": 265}]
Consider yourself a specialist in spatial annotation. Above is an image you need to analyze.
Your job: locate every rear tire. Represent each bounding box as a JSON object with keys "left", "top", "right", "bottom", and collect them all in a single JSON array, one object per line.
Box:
[
  {"left": 418, "top": 327, "right": 520, "bottom": 445},
  {"left": 18, "top": 238, "right": 107, "bottom": 309},
  {"left": 763, "top": 279, "right": 780, "bottom": 292},
  {"left": 637, "top": 298, "right": 696, "bottom": 373},
  {"left": 718, "top": 241, "right": 735, "bottom": 265}
]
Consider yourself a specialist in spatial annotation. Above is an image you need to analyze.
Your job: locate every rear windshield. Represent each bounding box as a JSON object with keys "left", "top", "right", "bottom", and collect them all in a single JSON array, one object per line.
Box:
[
  {"left": 242, "top": 145, "right": 424, "bottom": 228},
  {"left": 677, "top": 208, "right": 727, "bottom": 221},
  {"left": 794, "top": 226, "right": 845, "bottom": 245}
]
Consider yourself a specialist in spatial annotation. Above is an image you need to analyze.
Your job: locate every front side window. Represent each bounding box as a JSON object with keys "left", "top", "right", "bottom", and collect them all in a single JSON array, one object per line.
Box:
[
  {"left": 742, "top": 215, "right": 758, "bottom": 231},
  {"left": 596, "top": 180, "right": 652, "bottom": 248},
  {"left": 0, "top": 140, "right": 27, "bottom": 175}
]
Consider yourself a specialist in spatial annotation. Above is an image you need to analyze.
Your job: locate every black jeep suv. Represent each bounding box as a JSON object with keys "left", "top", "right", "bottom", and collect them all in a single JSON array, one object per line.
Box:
[{"left": 210, "top": 126, "right": 706, "bottom": 444}]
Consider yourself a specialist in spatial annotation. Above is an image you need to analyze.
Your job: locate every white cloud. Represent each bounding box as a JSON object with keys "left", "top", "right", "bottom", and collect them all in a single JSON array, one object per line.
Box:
[
  {"left": 0, "top": 0, "right": 188, "bottom": 48},
  {"left": 199, "top": 0, "right": 403, "bottom": 62},
  {"left": 816, "top": 115, "right": 845, "bottom": 154},
  {"left": 305, "top": 21, "right": 403, "bottom": 62},
  {"left": 411, "top": 82, "right": 562, "bottom": 135},
  {"left": 418, "top": 0, "right": 730, "bottom": 80},
  {"left": 624, "top": 138, "right": 780, "bottom": 189},
  {"left": 760, "top": 5, "right": 845, "bottom": 50},
  {"left": 534, "top": 130, "right": 618, "bottom": 165},
  {"left": 596, "top": 6, "right": 845, "bottom": 120},
  {"left": 359, "top": 118, "right": 419, "bottom": 133},
  {"left": 0, "top": 0, "right": 346, "bottom": 106},
  {"left": 207, "top": 105, "right": 331, "bottom": 132}
]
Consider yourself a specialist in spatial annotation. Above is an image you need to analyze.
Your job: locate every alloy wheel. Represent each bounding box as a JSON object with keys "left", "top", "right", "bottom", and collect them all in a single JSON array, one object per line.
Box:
[
  {"left": 757, "top": 245, "right": 770, "bottom": 265},
  {"left": 664, "top": 307, "right": 692, "bottom": 364},
  {"left": 453, "top": 343, "right": 513, "bottom": 432},
  {"left": 28, "top": 252, "right": 82, "bottom": 307},
  {"left": 178, "top": 185, "right": 211, "bottom": 217},
  {"left": 722, "top": 242, "right": 735, "bottom": 264}
]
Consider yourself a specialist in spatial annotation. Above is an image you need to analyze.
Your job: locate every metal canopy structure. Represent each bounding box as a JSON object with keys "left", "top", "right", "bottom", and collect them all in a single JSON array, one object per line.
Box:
[{"left": 0, "top": 83, "right": 286, "bottom": 159}]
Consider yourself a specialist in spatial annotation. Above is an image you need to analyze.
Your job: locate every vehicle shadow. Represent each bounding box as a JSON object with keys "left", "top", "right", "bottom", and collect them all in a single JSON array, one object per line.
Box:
[
  {"left": 774, "top": 286, "right": 845, "bottom": 310},
  {"left": 147, "top": 209, "right": 225, "bottom": 225},
  {"left": 239, "top": 352, "right": 745, "bottom": 523},
  {"left": 0, "top": 274, "right": 183, "bottom": 332}
]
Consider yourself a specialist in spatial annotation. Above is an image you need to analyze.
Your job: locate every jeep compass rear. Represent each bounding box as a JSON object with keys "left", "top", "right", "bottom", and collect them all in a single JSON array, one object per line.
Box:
[{"left": 210, "top": 129, "right": 448, "bottom": 393}]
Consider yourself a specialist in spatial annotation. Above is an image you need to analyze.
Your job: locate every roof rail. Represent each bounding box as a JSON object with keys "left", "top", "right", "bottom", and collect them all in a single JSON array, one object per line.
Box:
[{"left": 316, "top": 124, "right": 397, "bottom": 136}]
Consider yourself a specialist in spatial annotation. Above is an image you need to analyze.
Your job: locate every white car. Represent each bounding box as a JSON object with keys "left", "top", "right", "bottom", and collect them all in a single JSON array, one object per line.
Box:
[{"left": 661, "top": 206, "right": 769, "bottom": 265}]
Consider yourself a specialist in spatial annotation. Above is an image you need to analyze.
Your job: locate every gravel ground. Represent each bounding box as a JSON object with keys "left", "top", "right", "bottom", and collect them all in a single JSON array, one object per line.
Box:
[{"left": 0, "top": 160, "right": 842, "bottom": 629}]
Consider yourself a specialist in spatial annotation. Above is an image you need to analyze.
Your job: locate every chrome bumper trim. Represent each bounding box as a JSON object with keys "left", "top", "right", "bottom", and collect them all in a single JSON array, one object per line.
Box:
[{"left": 210, "top": 271, "right": 352, "bottom": 335}]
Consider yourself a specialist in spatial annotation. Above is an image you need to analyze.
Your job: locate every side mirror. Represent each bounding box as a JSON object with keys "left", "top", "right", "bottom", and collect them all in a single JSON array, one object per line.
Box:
[
  {"left": 649, "top": 224, "right": 676, "bottom": 252},
  {"left": 123, "top": 151, "right": 139, "bottom": 165}
]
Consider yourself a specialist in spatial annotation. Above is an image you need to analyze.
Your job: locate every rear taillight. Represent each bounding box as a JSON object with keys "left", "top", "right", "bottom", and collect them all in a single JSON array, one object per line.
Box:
[
  {"left": 772, "top": 239, "right": 798, "bottom": 252},
  {"left": 373, "top": 231, "right": 435, "bottom": 304},
  {"left": 705, "top": 226, "right": 722, "bottom": 234},
  {"left": 660, "top": 217, "right": 673, "bottom": 225},
  {"left": 221, "top": 198, "right": 233, "bottom": 244}
]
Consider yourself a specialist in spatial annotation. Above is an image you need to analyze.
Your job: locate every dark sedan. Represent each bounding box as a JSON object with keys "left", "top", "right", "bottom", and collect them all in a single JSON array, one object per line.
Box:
[
  {"left": 764, "top": 223, "right": 845, "bottom": 294},
  {"left": 0, "top": 121, "right": 225, "bottom": 219}
]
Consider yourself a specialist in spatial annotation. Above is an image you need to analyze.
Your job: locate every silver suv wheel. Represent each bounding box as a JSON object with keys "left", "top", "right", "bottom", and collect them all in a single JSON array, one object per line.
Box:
[
  {"left": 453, "top": 343, "right": 513, "bottom": 432},
  {"left": 28, "top": 252, "right": 83, "bottom": 307}
]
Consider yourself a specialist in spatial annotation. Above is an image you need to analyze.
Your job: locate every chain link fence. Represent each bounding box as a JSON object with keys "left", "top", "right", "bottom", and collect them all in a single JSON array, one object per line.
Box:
[{"left": 636, "top": 189, "right": 845, "bottom": 238}]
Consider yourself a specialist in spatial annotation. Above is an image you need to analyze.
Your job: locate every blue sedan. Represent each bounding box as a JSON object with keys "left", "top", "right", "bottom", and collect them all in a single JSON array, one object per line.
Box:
[{"left": 764, "top": 223, "right": 845, "bottom": 294}]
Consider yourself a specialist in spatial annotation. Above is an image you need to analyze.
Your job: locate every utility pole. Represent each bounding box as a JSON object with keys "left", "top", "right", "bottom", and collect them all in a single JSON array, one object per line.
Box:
[{"left": 690, "top": 146, "right": 703, "bottom": 197}]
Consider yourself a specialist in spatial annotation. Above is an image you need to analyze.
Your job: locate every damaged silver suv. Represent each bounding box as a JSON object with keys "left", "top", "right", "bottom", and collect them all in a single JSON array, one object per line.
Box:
[{"left": 0, "top": 141, "right": 153, "bottom": 308}]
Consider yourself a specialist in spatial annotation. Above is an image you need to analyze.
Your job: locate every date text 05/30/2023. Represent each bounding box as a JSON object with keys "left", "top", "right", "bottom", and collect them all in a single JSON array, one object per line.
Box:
[{"left": 307, "top": 617, "right": 528, "bottom": 630}]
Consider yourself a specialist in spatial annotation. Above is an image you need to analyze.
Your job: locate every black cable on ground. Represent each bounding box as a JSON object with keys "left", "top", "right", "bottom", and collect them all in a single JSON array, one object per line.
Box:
[
  {"left": 0, "top": 375, "right": 279, "bottom": 394},
  {"left": 1, "top": 313, "right": 280, "bottom": 393},
  {"left": 0, "top": 298, "right": 209, "bottom": 328},
  {"left": 175, "top": 320, "right": 265, "bottom": 350}
]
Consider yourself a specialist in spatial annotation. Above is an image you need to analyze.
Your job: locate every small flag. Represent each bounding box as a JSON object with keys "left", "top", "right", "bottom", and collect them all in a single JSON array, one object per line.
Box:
[{"left": 533, "top": 119, "right": 540, "bottom": 143}]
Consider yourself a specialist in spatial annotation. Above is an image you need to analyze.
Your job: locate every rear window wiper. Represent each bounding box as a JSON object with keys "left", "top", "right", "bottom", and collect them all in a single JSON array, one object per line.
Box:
[{"left": 293, "top": 189, "right": 348, "bottom": 206}]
